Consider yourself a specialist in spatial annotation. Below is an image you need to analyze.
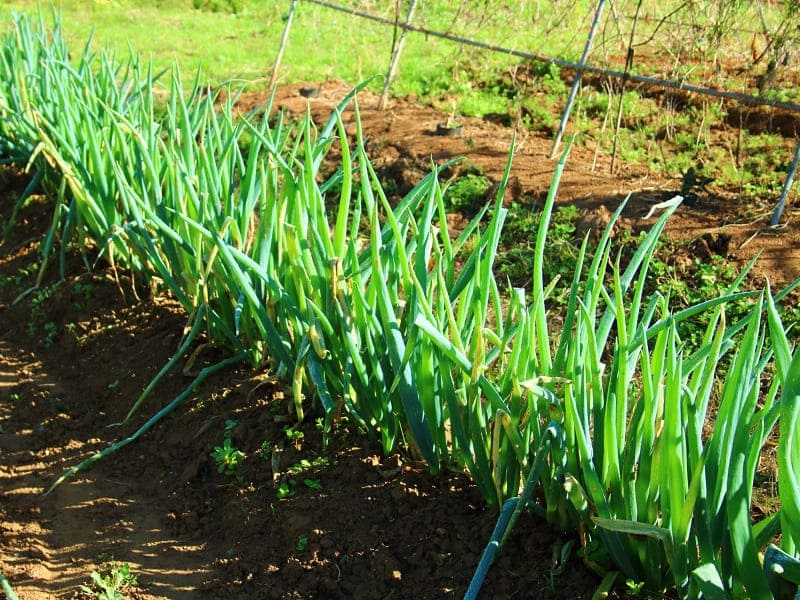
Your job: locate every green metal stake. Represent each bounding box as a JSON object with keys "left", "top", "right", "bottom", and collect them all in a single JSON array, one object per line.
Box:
[
  {"left": 770, "top": 139, "right": 800, "bottom": 226},
  {"left": 269, "top": 0, "right": 298, "bottom": 91},
  {"left": 465, "top": 422, "right": 563, "bottom": 600},
  {"left": 549, "top": 0, "right": 606, "bottom": 159},
  {"left": 1, "top": 571, "right": 20, "bottom": 600}
]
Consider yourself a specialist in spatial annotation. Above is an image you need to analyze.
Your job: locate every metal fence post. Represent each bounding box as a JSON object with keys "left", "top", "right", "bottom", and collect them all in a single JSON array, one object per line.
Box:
[
  {"left": 549, "top": 0, "right": 606, "bottom": 159},
  {"left": 269, "top": 0, "right": 298, "bottom": 91},
  {"left": 771, "top": 139, "right": 800, "bottom": 226},
  {"left": 378, "top": 0, "right": 418, "bottom": 110}
]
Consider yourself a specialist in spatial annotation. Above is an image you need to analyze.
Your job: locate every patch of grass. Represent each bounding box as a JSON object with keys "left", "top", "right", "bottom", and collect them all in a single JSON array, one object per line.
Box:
[
  {"left": 193, "top": 0, "right": 243, "bottom": 14},
  {"left": 497, "top": 202, "right": 580, "bottom": 303},
  {"left": 0, "top": 1, "right": 580, "bottom": 99},
  {"left": 444, "top": 164, "right": 491, "bottom": 213},
  {"left": 735, "top": 131, "right": 794, "bottom": 197},
  {"left": 578, "top": 82, "right": 796, "bottom": 202}
]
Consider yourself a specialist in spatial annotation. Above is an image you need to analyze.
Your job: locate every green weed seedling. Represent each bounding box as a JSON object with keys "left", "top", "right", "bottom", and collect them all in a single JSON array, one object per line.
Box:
[
  {"left": 276, "top": 479, "right": 296, "bottom": 499},
  {"left": 444, "top": 165, "right": 491, "bottom": 213},
  {"left": 283, "top": 425, "right": 304, "bottom": 450},
  {"left": 70, "top": 281, "right": 93, "bottom": 311},
  {"left": 223, "top": 418, "right": 238, "bottom": 437},
  {"left": 211, "top": 437, "right": 245, "bottom": 478},
  {"left": 79, "top": 563, "right": 137, "bottom": 600},
  {"left": 257, "top": 440, "right": 272, "bottom": 461}
]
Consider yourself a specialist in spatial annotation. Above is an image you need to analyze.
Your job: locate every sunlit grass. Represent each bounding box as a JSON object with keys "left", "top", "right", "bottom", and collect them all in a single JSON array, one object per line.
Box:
[
  {"left": 0, "top": 0, "right": 597, "bottom": 96},
  {"left": 0, "top": 1, "right": 471, "bottom": 91}
]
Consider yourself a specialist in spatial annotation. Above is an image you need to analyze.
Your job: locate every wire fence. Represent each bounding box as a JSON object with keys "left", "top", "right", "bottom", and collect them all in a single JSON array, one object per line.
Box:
[
  {"left": 293, "top": 0, "right": 800, "bottom": 111},
  {"left": 273, "top": 0, "right": 800, "bottom": 221}
]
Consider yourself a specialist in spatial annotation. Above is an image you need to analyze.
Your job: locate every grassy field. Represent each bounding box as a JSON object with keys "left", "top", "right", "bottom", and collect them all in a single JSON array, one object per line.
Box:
[
  {"left": 4, "top": 0, "right": 793, "bottom": 98},
  {"left": 4, "top": 0, "right": 798, "bottom": 205},
  {"left": 0, "top": 0, "right": 534, "bottom": 94}
]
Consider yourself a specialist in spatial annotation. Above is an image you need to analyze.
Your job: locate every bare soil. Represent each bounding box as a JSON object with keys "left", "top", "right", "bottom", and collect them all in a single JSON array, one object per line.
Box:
[{"left": 1, "top": 82, "right": 798, "bottom": 599}]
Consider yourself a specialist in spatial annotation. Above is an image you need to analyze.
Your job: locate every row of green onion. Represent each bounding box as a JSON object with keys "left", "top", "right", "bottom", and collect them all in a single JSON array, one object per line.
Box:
[{"left": 1, "top": 9, "right": 799, "bottom": 598}]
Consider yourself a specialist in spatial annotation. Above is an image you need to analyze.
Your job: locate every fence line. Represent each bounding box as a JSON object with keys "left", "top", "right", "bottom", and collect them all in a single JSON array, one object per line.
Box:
[{"left": 303, "top": 0, "right": 800, "bottom": 114}]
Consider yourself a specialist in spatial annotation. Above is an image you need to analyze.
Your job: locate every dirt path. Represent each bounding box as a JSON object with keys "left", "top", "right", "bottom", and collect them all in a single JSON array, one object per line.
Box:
[{"left": 0, "top": 285, "right": 216, "bottom": 599}]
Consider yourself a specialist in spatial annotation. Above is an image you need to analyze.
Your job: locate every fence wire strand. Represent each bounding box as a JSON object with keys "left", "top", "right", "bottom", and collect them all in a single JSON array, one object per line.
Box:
[{"left": 302, "top": 0, "right": 800, "bottom": 113}]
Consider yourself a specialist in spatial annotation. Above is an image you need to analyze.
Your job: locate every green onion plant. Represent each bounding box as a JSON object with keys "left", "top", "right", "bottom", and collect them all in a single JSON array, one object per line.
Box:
[{"left": 1, "top": 10, "right": 798, "bottom": 598}]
